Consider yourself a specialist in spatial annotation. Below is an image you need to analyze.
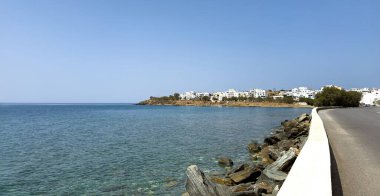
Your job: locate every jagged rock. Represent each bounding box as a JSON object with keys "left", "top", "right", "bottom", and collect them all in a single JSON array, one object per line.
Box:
[
  {"left": 230, "top": 183, "right": 254, "bottom": 192},
  {"left": 298, "top": 113, "right": 310, "bottom": 122},
  {"left": 210, "top": 176, "right": 235, "bottom": 186},
  {"left": 218, "top": 157, "right": 233, "bottom": 167},
  {"left": 272, "top": 185, "right": 280, "bottom": 195},
  {"left": 276, "top": 140, "right": 295, "bottom": 151},
  {"left": 262, "top": 148, "right": 297, "bottom": 181},
  {"left": 282, "top": 120, "right": 298, "bottom": 132},
  {"left": 185, "top": 165, "right": 231, "bottom": 196},
  {"left": 264, "top": 135, "right": 281, "bottom": 145},
  {"left": 181, "top": 192, "right": 190, "bottom": 196},
  {"left": 228, "top": 165, "right": 261, "bottom": 183},
  {"left": 259, "top": 146, "right": 274, "bottom": 164},
  {"left": 287, "top": 127, "right": 308, "bottom": 139},
  {"left": 227, "top": 164, "right": 248, "bottom": 176},
  {"left": 295, "top": 136, "right": 308, "bottom": 149},
  {"left": 267, "top": 147, "right": 281, "bottom": 161},
  {"left": 253, "top": 181, "right": 274, "bottom": 195},
  {"left": 231, "top": 191, "right": 257, "bottom": 196},
  {"left": 247, "top": 142, "right": 261, "bottom": 154},
  {"left": 230, "top": 183, "right": 257, "bottom": 196}
]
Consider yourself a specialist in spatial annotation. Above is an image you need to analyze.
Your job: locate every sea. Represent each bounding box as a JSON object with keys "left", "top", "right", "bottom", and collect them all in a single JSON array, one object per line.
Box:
[{"left": 0, "top": 104, "right": 311, "bottom": 195}]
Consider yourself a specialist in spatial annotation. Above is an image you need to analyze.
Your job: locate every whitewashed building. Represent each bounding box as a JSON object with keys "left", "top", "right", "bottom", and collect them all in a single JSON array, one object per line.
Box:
[
  {"left": 360, "top": 89, "right": 380, "bottom": 105},
  {"left": 180, "top": 91, "right": 196, "bottom": 100},
  {"left": 284, "top": 87, "right": 316, "bottom": 100},
  {"left": 249, "top": 89, "right": 267, "bottom": 98}
]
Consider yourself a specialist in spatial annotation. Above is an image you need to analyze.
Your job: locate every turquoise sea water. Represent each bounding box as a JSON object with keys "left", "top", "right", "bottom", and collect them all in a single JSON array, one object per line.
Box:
[{"left": 0, "top": 104, "right": 311, "bottom": 195}]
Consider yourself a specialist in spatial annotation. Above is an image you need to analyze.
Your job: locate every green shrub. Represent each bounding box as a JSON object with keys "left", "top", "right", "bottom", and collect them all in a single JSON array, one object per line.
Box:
[
  {"left": 299, "top": 97, "right": 314, "bottom": 106},
  {"left": 314, "top": 87, "right": 362, "bottom": 107}
]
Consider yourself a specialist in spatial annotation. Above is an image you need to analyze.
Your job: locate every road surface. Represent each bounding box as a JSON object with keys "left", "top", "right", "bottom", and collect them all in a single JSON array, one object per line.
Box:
[{"left": 319, "top": 107, "right": 380, "bottom": 196}]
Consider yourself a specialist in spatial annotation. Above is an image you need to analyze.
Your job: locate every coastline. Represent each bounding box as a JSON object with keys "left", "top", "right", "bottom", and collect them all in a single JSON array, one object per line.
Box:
[
  {"left": 184, "top": 113, "right": 312, "bottom": 196},
  {"left": 137, "top": 100, "right": 313, "bottom": 108}
]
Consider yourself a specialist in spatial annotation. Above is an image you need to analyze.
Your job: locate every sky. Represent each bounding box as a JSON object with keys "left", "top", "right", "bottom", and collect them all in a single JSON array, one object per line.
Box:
[{"left": 1, "top": 0, "right": 379, "bottom": 103}]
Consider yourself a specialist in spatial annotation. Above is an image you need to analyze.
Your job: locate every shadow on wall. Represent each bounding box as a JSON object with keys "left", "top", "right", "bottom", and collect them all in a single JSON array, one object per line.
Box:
[{"left": 329, "top": 144, "right": 343, "bottom": 196}]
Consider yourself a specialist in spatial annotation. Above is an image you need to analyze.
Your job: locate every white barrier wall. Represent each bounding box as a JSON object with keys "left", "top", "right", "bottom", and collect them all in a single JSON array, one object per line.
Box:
[{"left": 278, "top": 108, "right": 332, "bottom": 196}]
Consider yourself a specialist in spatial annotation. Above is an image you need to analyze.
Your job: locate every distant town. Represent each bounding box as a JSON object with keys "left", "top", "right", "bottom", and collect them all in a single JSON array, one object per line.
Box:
[{"left": 178, "top": 85, "right": 380, "bottom": 106}]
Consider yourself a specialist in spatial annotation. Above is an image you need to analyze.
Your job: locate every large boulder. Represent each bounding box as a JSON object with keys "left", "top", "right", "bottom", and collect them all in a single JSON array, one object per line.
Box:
[
  {"left": 262, "top": 147, "right": 297, "bottom": 181},
  {"left": 297, "top": 113, "right": 310, "bottom": 123},
  {"left": 185, "top": 165, "right": 231, "bottom": 196},
  {"left": 218, "top": 157, "right": 234, "bottom": 167},
  {"left": 228, "top": 164, "right": 262, "bottom": 183}
]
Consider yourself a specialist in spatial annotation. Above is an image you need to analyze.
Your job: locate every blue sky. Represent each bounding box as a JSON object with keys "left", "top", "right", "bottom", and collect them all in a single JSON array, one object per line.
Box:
[{"left": 1, "top": 0, "right": 379, "bottom": 103}]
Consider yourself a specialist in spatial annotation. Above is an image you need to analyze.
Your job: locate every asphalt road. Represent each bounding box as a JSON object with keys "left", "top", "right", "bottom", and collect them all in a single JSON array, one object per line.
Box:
[{"left": 319, "top": 107, "right": 380, "bottom": 196}]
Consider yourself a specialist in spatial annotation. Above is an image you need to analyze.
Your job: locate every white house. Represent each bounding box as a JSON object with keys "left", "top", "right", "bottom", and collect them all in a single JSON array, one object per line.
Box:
[
  {"left": 249, "top": 89, "right": 267, "bottom": 98},
  {"left": 226, "top": 89, "right": 239, "bottom": 98},
  {"left": 180, "top": 91, "right": 196, "bottom": 100},
  {"left": 285, "top": 87, "right": 316, "bottom": 100},
  {"left": 360, "top": 90, "right": 380, "bottom": 105}
]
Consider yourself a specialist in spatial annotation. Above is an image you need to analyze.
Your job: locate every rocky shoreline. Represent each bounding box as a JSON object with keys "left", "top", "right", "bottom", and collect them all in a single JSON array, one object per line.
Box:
[
  {"left": 183, "top": 113, "right": 312, "bottom": 196},
  {"left": 138, "top": 100, "right": 312, "bottom": 108}
]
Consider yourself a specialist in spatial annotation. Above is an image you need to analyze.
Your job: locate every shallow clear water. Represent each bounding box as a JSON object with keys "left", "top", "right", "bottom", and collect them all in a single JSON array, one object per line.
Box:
[{"left": 0, "top": 104, "right": 311, "bottom": 195}]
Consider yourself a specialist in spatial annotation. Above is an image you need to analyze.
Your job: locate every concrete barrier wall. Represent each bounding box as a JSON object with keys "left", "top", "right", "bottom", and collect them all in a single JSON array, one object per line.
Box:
[{"left": 278, "top": 108, "right": 332, "bottom": 196}]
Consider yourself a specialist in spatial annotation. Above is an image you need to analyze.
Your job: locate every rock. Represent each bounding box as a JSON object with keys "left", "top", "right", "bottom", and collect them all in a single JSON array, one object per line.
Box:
[
  {"left": 264, "top": 135, "right": 281, "bottom": 145},
  {"left": 272, "top": 185, "right": 280, "bottom": 195},
  {"left": 230, "top": 183, "right": 254, "bottom": 192},
  {"left": 247, "top": 142, "right": 261, "bottom": 154},
  {"left": 283, "top": 120, "right": 298, "bottom": 132},
  {"left": 287, "top": 127, "right": 308, "bottom": 139},
  {"left": 231, "top": 191, "right": 257, "bottom": 196},
  {"left": 259, "top": 146, "right": 274, "bottom": 164},
  {"left": 228, "top": 165, "right": 261, "bottom": 183},
  {"left": 227, "top": 164, "right": 249, "bottom": 176},
  {"left": 253, "top": 181, "right": 273, "bottom": 195},
  {"left": 295, "top": 136, "right": 308, "bottom": 149},
  {"left": 267, "top": 147, "right": 281, "bottom": 161},
  {"left": 210, "top": 176, "right": 235, "bottom": 186},
  {"left": 181, "top": 192, "right": 190, "bottom": 196},
  {"left": 218, "top": 157, "right": 234, "bottom": 167},
  {"left": 185, "top": 165, "right": 231, "bottom": 196},
  {"left": 276, "top": 140, "right": 295, "bottom": 151},
  {"left": 298, "top": 113, "right": 310, "bottom": 122},
  {"left": 230, "top": 183, "right": 257, "bottom": 196},
  {"left": 262, "top": 148, "right": 297, "bottom": 181},
  {"left": 164, "top": 180, "right": 179, "bottom": 189}
]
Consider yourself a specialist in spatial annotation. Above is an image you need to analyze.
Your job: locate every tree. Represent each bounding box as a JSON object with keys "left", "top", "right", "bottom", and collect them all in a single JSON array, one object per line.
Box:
[
  {"left": 173, "top": 93, "right": 180, "bottom": 100},
  {"left": 299, "top": 97, "right": 314, "bottom": 106},
  {"left": 201, "top": 96, "right": 210, "bottom": 101},
  {"left": 282, "top": 96, "right": 294, "bottom": 104},
  {"left": 314, "top": 87, "right": 362, "bottom": 107}
]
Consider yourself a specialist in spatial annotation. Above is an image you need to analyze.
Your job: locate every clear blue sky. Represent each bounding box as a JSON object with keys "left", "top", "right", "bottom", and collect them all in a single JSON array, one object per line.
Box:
[{"left": 1, "top": 0, "right": 379, "bottom": 103}]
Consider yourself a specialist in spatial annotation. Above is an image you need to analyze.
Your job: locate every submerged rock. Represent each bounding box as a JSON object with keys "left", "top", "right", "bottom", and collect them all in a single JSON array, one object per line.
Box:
[
  {"left": 164, "top": 180, "right": 179, "bottom": 189},
  {"left": 247, "top": 142, "right": 261, "bottom": 154},
  {"left": 218, "top": 156, "right": 234, "bottom": 167}
]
